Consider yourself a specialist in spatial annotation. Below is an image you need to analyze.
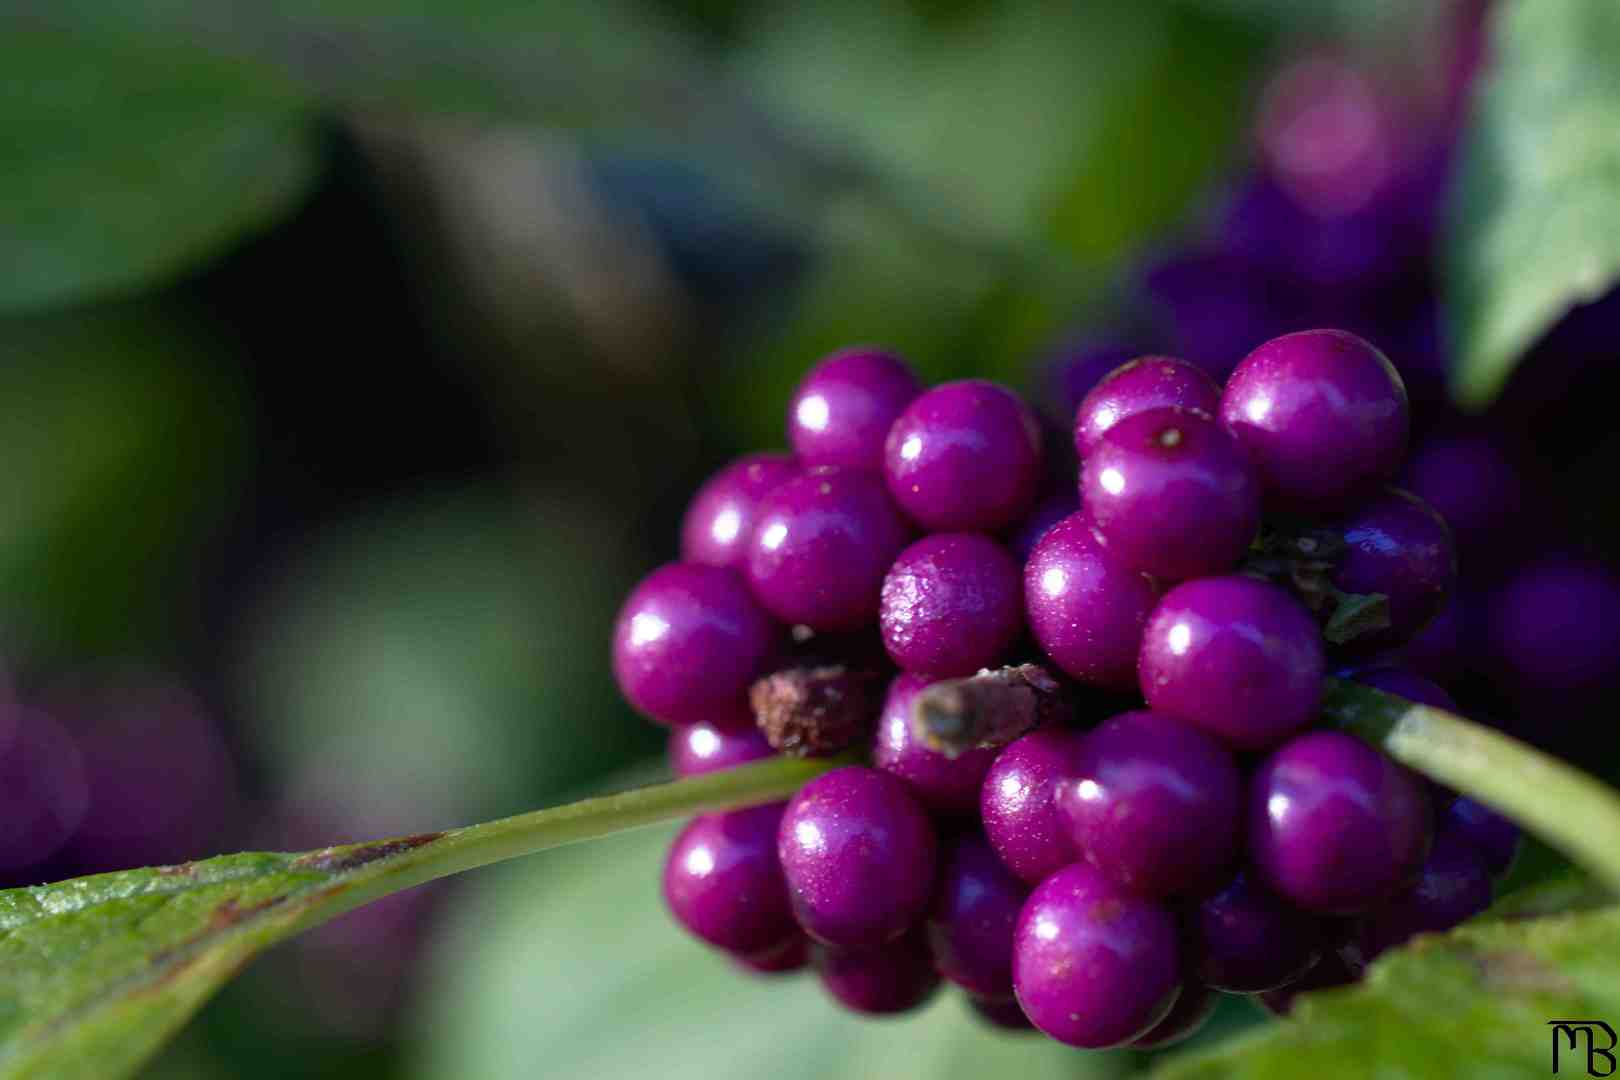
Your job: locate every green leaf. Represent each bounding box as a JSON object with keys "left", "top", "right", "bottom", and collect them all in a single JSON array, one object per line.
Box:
[
  {"left": 1445, "top": 0, "right": 1620, "bottom": 408},
  {"left": 1151, "top": 901, "right": 1620, "bottom": 1079}
]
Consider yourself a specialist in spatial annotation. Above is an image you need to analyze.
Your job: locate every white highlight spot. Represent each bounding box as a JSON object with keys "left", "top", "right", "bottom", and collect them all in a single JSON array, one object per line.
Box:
[
  {"left": 797, "top": 394, "right": 831, "bottom": 432},
  {"left": 900, "top": 435, "right": 924, "bottom": 461},
  {"left": 760, "top": 522, "right": 789, "bottom": 551},
  {"left": 710, "top": 508, "right": 741, "bottom": 545},
  {"left": 1267, "top": 792, "right": 1292, "bottom": 824},
  {"left": 1040, "top": 566, "right": 1068, "bottom": 598},
  {"left": 1246, "top": 395, "right": 1272, "bottom": 424},
  {"left": 1168, "top": 622, "right": 1192, "bottom": 655},
  {"left": 629, "top": 612, "right": 669, "bottom": 647},
  {"left": 1099, "top": 467, "right": 1126, "bottom": 496},
  {"left": 1076, "top": 779, "right": 1102, "bottom": 803},
  {"left": 1034, "top": 916, "right": 1061, "bottom": 942},
  {"left": 684, "top": 846, "right": 716, "bottom": 877},
  {"left": 795, "top": 820, "right": 825, "bottom": 854},
  {"left": 689, "top": 727, "right": 721, "bottom": 757}
]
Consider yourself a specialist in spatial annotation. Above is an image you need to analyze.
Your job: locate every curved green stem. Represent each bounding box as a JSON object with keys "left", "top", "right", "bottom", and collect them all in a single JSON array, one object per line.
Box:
[{"left": 1325, "top": 678, "right": 1620, "bottom": 894}]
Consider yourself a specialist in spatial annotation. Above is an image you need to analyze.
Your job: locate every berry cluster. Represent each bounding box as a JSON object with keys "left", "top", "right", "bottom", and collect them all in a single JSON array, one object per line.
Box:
[{"left": 613, "top": 333, "right": 1522, "bottom": 1049}]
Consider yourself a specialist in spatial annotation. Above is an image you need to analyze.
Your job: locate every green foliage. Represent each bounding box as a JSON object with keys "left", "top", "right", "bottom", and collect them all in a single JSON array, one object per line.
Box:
[{"left": 1446, "top": 0, "right": 1620, "bottom": 407}]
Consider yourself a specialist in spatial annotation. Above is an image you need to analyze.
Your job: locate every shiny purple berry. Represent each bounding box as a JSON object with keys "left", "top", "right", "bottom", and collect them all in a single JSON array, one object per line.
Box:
[
  {"left": 1131, "top": 981, "right": 1219, "bottom": 1050},
  {"left": 1013, "top": 862, "right": 1182, "bottom": 1048},
  {"left": 883, "top": 379, "right": 1043, "bottom": 532},
  {"left": 1332, "top": 489, "right": 1455, "bottom": 651},
  {"left": 1055, "top": 710, "right": 1242, "bottom": 898},
  {"left": 815, "top": 929, "right": 940, "bottom": 1016},
  {"left": 879, "top": 534, "right": 1023, "bottom": 678},
  {"left": 612, "top": 563, "right": 779, "bottom": 730},
  {"left": 1355, "top": 830, "right": 1492, "bottom": 960},
  {"left": 1441, "top": 797, "right": 1521, "bottom": 879},
  {"left": 745, "top": 467, "right": 912, "bottom": 631},
  {"left": 1192, "top": 870, "right": 1324, "bottom": 993},
  {"left": 736, "top": 933, "right": 810, "bottom": 975},
  {"left": 1073, "top": 355, "right": 1221, "bottom": 460},
  {"left": 1081, "top": 406, "right": 1261, "bottom": 581},
  {"left": 1219, "top": 329, "right": 1409, "bottom": 513},
  {"left": 663, "top": 805, "right": 796, "bottom": 955},
  {"left": 788, "top": 347, "right": 922, "bottom": 469},
  {"left": 680, "top": 453, "right": 800, "bottom": 569},
  {"left": 873, "top": 673, "right": 999, "bottom": 815},
  {"left": 1006, "top": 491, "right": 1079, "bottom": 562},
  {"left": 668, "top": 722, "right": 774, "bottom": 778},
  {"left": 1250, "top": 732, "right": 1432, "bottom": 914},
  {"left": 778, "top": 766, "right": 937, "bottom": 947},
  {"left": 1139, "top": 576, "right": 1324, "bottom": 750},
  {"left": 980, "top": 728, "right": 1084, "bottom": 885},
  {"left": 926, "top": 832, "right": 1029, "bottom": 996},
  {"left": 1024, "top": 514, "right": 1161, "bottom": 691}
]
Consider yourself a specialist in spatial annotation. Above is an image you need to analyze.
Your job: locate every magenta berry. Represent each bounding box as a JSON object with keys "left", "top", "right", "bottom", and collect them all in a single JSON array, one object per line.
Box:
[
  {"left": 980, "top": 728, "right": 1084, "bottom": 885},
  {"left": 1355, "top": 830, "right": 1492, "bottom": 960},
  {"left": 1081, "top": 406, "right": 1261, "bottom": 581},
  {"left": 873, "top": 673, "right": 999, "bottom": 815},
  {"left": 663, "top": 806, "right": 797, "bottom": 956},
  {"left": 879, "top": 533, "right": 1023, "bottom": 677},
  {"left": 1332, "top": 488, "right": 1455, "bottom": 651},
  {"left": 669, "top": 722, "right": 774, "bottom": 778},
  {"left": 788, "top": 347, "right": 921, "bottom": 469},
  {"left": 1192, "top": 870, "right": 1324, "bottom": 993},
  {"left": 1073, "top": 355, "right": 1221, "bottom": 460},
  {"left": 925, "top": 832, "right": 1028, "bottom": 996},
  {"left": 1441, "top": 797, "right": 1521, "bottom": 879},
  {"left": 680, "top": 453, "right": 800, "bottom": 569},
  {"left": 815, "top": 930, "right": 940, "bottom": 1016},
  {"left": 883, "top": 379, "right": 1043, "bottom": 532}
]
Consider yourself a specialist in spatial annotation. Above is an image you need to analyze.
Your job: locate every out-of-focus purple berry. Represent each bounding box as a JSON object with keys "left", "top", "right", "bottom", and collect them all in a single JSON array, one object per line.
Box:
[
  {"left": 815, "top": 929, "right": 940, "bottom": 1016},
  {"left": 1441, "top": 797, "right": 1521, "bottom": 879},
  {"left": 980, "top": 728, "right": 1085, "bottom": 885},
  {"left": 788, "top": 348, "right": 921, "bottom": 470},
  {"left": 1025, "top": 514, "right": 1161, "bottom": 691},
  {"left": 680, "top": 453, "right": 801, "bottom": 570},
  {"left": 873, "top": 673, "right": 999, "bottom": 816},
  {"left": 1255, "top": 52, "right": 1399, "bottom": 219},
  {"left": 1354, "top": 830, "right": 1492, "bottom": 961},
  {"left": 1488, "top": 557, "right": 1620, "bottom": 702},
  {"left": 1403, "top": 432, "right": 1525, "bottom": 554},
  {"left": 1140, "top": 251, "right": 1301, "bottom": 380},
  {"left": 664, "top": 805, "right": 797, "bottom": 956},
  {"left": 1131, "top": 981, "right": 1219, "bottom": 1050},
  {"left": 669, "top": 722, "right": 774, "bottom": 778},
  {"left": 1332, "top": 489, "right": 1455, "bottom": 652},
  {"left": 969, "top": 994, "right": 1035, "bottom": 1030},
  {"left": 736, "top": 933, "right": 810, "bottom": 975},
  {"left": 1037, "top": 340, "right": 1145, "bottom": 422},
  {"left": 879, "top": 534, "right": 1023, "bottom": 678},
  {"left": 0, "top": 706, "right": 88, "bottom": 873},
  {"left": 926, "top": 832, "right": 1028, "bottom": 997},
  {"left": 1073, "top": 356, "right": 1221, "bottom": 461},
  {"left": 1006, "top": 491, "right": 1079, "bottom": 563},
  {"left": 1257, "top": 949, "right": 1359, "bottom": 1016},
  {"left": 1192, "top": 870, "right": 1325, "bottom": 993}
]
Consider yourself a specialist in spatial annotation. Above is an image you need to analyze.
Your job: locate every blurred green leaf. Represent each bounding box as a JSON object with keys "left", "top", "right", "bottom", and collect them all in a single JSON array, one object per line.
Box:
[{"left": 1445, "top": 0, "right": 1620, "bottom": 408}]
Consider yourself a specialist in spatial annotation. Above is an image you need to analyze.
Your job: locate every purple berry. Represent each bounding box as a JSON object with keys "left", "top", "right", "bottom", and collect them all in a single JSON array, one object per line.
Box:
[
  {"left": 777, "top": 766, "right": 937, "bottom": 947},
  {"left": 1081, "top": 406, "right": 1261, "bottom": 581},
  {"left": 663, "top": 805, "right": 797, "bottom": 955},
  {"left": 1255, "top": 52, "right": 1399, "bottom": 219},
  {"left": 0, "top": 706, "right": 89, "bottom": 872},
  {"left": 980, "top": 728, "right": 1084, "bottom": 885},
  {"left": 815, "top": 930, "right": 940, "bottom": 1016},
  {"left": 1219, "top": 329, "right": 1409, "bottom": 513},
  {"left": 1024, "top": 513, "right": 1161, "bottom": 691},
  {"left": 1054, "top": 710, "right": 1242, "bottom": 898},
  {"left": 612, "top": 563, "right": 780, "bottom": 730},
  {"left": 1489, "top": 557, "right": 1620, "bottom": 701},
  {"left": 1331, "top": 489, "right": 1455, "bottom": 651},
  {"left": 745, "top": 467, "right": 912, "bottom": 631},
  {"left": 926, "top": 832, "right": 1029, "bottom": 996},
  {"left": 1131, "top": 981, "right": 1219, "bottom": 1050},
  {"left": 736, "top": 933, "right": 809, "bottom": 975},
  {"left": 1139, "top": 576, "right": 1324, "bottom": 750},
  {"left": 1073, "top": 356, "right": 1221, "bottom": 460},
  {"left": 969, "top": 994, "right": 1035, "bottom": 1030},
  {"left": 668, "top": 722, "right": 774, "bottom": 778},
  {"left": 1257, "top": 949, "right": 1358, "bottom": 1016},
  {"left": 1403, "top": 431, "right": 1525, "bottom": 551},
  {"left": 1012, "top": 862, "right": 1182, "bottom": 1048},
  {"left": 1040, "top": 340, "right": 1144, "bottom": 421},
  {"left": 883, "top": 379, "right": 1043, "bottom": 532},
  {"left": 1139, "top": 251, "right": 1300, "bottom": 381},
  {"left": 1349, "top": 665, "right": 1457, "bottom": 712},
  {"left": 788, "top": 347, "right": 921, "bottom": 469},
  {"left": 1006, "top": 491, "right": 1079, "bottom": 563},
  {"left": 1440, "top": 797, "right": 1521, "bottom": 879},
  {"left": 873, "top": 673, "right": 999, "bottom": 815},
  {"left": 1250, "top": 732, "right": 1432, "bottom": 914},
  {"left": 1192, "top": 870, "right": 1324, "bottom": 993},
  {"left": 680, "top": 453, "right": 800, "bottom": 569},
  {"left": 1355, "top": 830, "right": 1492, "bottom": 960},
  {"left": 879, "top": 534, "right": 1023, "bottom": 678}
]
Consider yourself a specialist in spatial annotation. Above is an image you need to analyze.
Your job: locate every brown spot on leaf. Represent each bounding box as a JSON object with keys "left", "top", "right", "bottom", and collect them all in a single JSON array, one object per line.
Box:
[
  {"left": 292, "top": 832, "right": 443, "bottom": 874},
  {"left": 1473, "top": 948, "right": 1576, "bottom": 995},
  {"left": 156, "top": 862, "right": 199, "bottom": 878}
]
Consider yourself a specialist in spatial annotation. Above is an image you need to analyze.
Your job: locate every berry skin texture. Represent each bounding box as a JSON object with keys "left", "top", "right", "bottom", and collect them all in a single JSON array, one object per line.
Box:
[
  {"left": 1331, "top": 488, "right": 1456, "bottom": 651},
  {"left": 815, "top": 929, "right": 940, "bottom": 1015},
  {"left": 788, "top": 347, "right": 922, "bottom": 470},
  {"left": 1012, "top": 862, "right": 1182, "bottom": 1048},
  {"left": 1441, "top": 797, "right": 1521, "bottom": 879},
  {"left": 925, "top": 832, "right": 1029, "bottom": 996},
  {"left": 777, "top": 766, "right": 938, "bottom": 948},
  {"left": 1219, "top": 329, "right": 1409, "bottom": 513},
  {"left": 873, "top": 672, "right": 1000, "bottom": 816},
  {"left": 1054, "top": 710, "right": 1242, "bottom": 898},
  {"left": 612, "top": 563, "right": 780, "bottom": 730},
  {"left": 680, "top": 453, "right": 800, "bottom": 569},
  {"left": 1355, "top": 830, "right": 1492, "bottom": 960},
  {"left": 1131, "top": 981, "right": 1219, "bottom": 1050},
  {"left": 1081, "top": 406, "right": 1261, "bottom": 581},
  {"left": 1192, "top": 870, "right": 1324, "bottom": 993},
  {"left": 663, "top": 805, "right": 797, "bottom": 956},
  {"left": 879, "top": 533, "right": 1023, "bottom": 677},
  {"left": 1139, "top": 576, "right": 1325, "bottom": 751},
  {"left": 668, "top": 722, "right": 774, "bottom": 778},
  {"left": 980, "top": 728, "right": 1085, "bottom": 885},
  {"left": 1073, "top": 355, "right": 1221, "bottom": 461},
  {"left": 1250, "top": 732, "right": 1432, "bottom": 915},
  {"left": 1024, "top": 513, "right": 1161, "bottom": 691},
  {"left": 745, "top": 467, "right": 912, "bottom": 632},
  {"left": 883, "top": 379, "right": 1044, "bottom": 532}
]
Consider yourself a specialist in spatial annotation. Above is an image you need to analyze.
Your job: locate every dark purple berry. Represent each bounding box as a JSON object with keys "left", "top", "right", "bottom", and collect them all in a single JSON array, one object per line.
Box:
[
  {"left": 1131, "top": 981, "right": 1219, "bottom": 1050},
  {"left": 1441, "top": 797, "right": 1521, "bottom": 879},
  {"left": 1191, "top": 870, "right": 1324, "bottom": 993},
  {"left": 1331, "top": 489, "right": 1455, "bottom": 651},
  {"left": 736, "top": 933, "right": 809, "bottom": 975},
  {"left": 1257, "top": 949, "right": 1359, "bottom": 1016},
  {"left": 815, "top": 929, "right": 940, "bottom": 1016},
  {"left": 668, "top": 722, "right": 774, "bottom": 778},
  {"left": 1024, "top": 514, "right": 1161, "bottom": 691},
  {"left": 1349, "top": 665, "right": 1457, "bottom": 712},
  {"left": 1073, "top": 356, "right": 1221, "bottom": 460},
  {"left": 1006, "top": 491, "right": 1079, "bottom": 563},
  {"left": 788, "top": 347, "right": 921, "bottom": 469},
  {"left": 969, "top": 994, "right": 1035, "bottom": 1030},
  {"left": 1489, "top": 557, "right": 1620, "bottom": 701},
  {"left": 1081, "top": 406, "right": 1261, "bottom": 581},
  {"left": 1139, "top": 251, "right": 1299, "bottom": 381},
  {"left": 883, "top": 380, "right": 1043, "bottom": 532},
  {"left": 925, "top": 832, "right": 1029, "bottom": 996},
  {"left": 0, "top": 706, "right": 88, "bottom": 872},
  {"left": 1040, "top": 340, "right": 1144, "bottom": 421},
  {"left": 680, "top": 453, "right": 800, "bottom": 569},
  {"left": 1355, "top": 830, "right": 1492, "bottom": 960},
  {"left": 663, "top": 805, "right": 797, "bottom": 955},
  {"left": 980, "top": 728, "right": 1084, "bottom": 885},
  {"left": 777, "top": 766, "right": 937, "bottom": 947},
  {"left": 873, "top": 673, "right": 999, "bottom": 815},
  {"left": 1054, "top": 710, "right": 1242, "bottom": 898},
  {"left": 1012, "top": 862, "right": 1182, "bottom": 1048},
  {"left": 1250, "top": 732, "right": 1431, "bottom": 915},
  {"left": 879, "top": 534, "right": 1023, "bottom": 678},
  {"left": 1219, "top": 329, "right": 1408, "bottom": 513},
  {"left": 745, "top": 467, "right": 912, "bottom": 632},
  {"left": 1139, "top": 576, "right": 1324, "bottom": 750},
  {"left": 1404, "top": 431, "right": 1525, "bottom": 552}
]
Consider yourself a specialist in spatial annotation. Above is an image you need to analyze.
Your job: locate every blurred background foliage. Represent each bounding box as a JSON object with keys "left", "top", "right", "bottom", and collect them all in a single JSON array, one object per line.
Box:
[{"left": 3, "top": 0, "right": 1619, "bottom": 1076}]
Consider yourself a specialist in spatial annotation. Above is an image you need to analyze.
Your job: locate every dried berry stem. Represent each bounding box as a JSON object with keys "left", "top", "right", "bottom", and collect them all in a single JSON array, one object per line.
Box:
[
  {"left": 751, "top": 665, "right": 883, "bottom": 756},
  {"left": 910, "top": 663, "right": 1069, "bottom": 758}
]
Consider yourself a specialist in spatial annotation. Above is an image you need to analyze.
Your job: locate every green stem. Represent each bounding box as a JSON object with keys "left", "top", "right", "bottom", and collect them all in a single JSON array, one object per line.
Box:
[{"left": 1325, "top": 678, "right": 1620, "bottom": 894}]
